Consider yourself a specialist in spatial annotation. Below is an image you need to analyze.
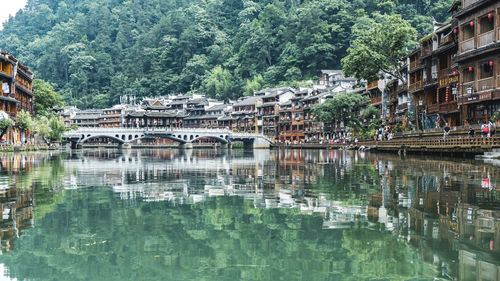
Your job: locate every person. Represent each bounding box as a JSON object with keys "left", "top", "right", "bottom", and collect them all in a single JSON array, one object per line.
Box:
[
  {"left": 443, "top": 123, "right": 451, "bottom": 140},
  {"left": 469, "top": 127, "right": 475, "bottom": 138},
  {"left": 489, "top": 121, "right": 495, "bottom": 137},
  {"left": 481, "top": 123, "right": 489, "bottom": 137}
]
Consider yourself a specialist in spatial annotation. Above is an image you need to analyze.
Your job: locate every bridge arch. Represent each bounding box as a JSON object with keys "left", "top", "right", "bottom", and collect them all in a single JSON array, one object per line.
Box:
[
  {"left": 80, "top": 135, "right": 126, "bottom": 144},
  {"left": 192, "top": 135, "right": 228, "bottom": 144}
]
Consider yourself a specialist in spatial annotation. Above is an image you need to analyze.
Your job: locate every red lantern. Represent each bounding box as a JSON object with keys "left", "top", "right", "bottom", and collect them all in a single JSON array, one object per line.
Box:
[
  {"left": 453, "top": 71, "right": 457, "bottom": 76},
  {"left": 470, "top": 21, "right": 475, "bottom": 27},
  {"left": 453, "top": 28, "right": 458, "bottom": 34},
  {"left": 489, "top": 61, "right": 494, "bottom": 66},
  {"left": 488, "top": 13, "right": 493, "bottom": 19},
  {"left": 469, "top": 66, "right": 473, "bottom": 72}
]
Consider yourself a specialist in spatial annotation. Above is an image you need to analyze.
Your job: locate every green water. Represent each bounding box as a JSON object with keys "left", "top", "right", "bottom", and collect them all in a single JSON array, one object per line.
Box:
[{"left": 0, "top": 149, "right": 498, "bottom": 281}]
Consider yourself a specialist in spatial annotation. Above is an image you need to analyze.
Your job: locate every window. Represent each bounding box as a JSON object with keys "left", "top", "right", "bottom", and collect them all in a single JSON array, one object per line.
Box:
[
  {"left": 439, "top": 55, "right": 449, "bottom": 70},
  {"left": 463, "top": 68, "right": 474, "bottom": 83},
  {"left": 479, "top": 13, "right": 494, "bottom": 34},
  {"left": 462, "top": 24, "right": 474, "bottom": 41},
  {"left": 479, "top": 61, "right": 494, "bottom": 79}
]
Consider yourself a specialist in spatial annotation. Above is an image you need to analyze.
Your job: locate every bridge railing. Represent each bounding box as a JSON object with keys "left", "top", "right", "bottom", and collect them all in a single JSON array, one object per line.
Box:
[{"left": 64, "top": 127, "right": 274, "bottom": 143}]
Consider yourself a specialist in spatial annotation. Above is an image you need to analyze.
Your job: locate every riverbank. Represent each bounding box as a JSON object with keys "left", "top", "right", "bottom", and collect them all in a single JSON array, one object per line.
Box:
[{"left": 0, "top": 144, "right": 53, "bottom": 152}]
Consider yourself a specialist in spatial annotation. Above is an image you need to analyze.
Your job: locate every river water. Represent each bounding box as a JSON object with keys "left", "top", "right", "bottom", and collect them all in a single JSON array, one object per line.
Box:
[{"left": 0, "top": 149, "right": 498, "bottom": 281}]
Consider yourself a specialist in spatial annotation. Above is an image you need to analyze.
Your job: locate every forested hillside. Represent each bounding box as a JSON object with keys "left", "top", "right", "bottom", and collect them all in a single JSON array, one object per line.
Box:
[{"left": 0, "top": 0, "right": 454, "bottom": 108}]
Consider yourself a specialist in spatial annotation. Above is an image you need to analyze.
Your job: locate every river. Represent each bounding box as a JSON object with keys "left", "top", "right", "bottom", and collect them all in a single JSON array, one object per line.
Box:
[{"left": 0, "top": 149, "right": 498, "bottom": 281}]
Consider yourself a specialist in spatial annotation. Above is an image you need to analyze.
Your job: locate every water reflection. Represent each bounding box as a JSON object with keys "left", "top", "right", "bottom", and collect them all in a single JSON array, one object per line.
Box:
[{"left": 0, "top": 149, "right": 498, "bottom": 280}]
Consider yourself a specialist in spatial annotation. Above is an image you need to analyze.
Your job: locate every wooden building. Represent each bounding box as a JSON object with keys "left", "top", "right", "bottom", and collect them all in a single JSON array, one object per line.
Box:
[
  {"left": 454, "top": 0, "right": 500, "bottom": 124},
  {"left": 0, "top": 51, "right": 34, "bottom": 144}
]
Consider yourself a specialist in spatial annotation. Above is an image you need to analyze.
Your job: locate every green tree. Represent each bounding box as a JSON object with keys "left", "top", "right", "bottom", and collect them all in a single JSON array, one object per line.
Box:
[
  {"left": 243, "top": 74, "right": 264, "bottom": 96},
  {"left": 35, "top": 116, "right": 52, "bottom": 144},
  {"left": 0, "top": 0, "right": 449, "bottom": 106},
  {"left": 33, "top": 79, "right": 64, "bottom": 116},
  {"left": 16, "top": 110, "right": 34, "bottom": 132},
  {"left": 0, "top": 118, "right": 14, "bottom": 140},
  {"left": 202, "top": 65, "right": 234, "bottom": 101},
  {"left": 342, "top": 12, "right": 417, "bottom": 84},
  {"left": 312, "top": 92, "right": 368, "bottom": 130},
  {"left": 48, "top": 115, "right": 65, "bottom": 142}
]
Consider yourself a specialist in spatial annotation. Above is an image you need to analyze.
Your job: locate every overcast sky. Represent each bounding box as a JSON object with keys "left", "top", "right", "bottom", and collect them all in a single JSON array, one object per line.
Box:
[{"left": 0, "top": 0, "right": 27, "bottom": 27}]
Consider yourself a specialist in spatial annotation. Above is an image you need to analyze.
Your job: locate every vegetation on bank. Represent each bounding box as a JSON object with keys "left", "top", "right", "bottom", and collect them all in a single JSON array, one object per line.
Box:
[{"left": 0, "top": 0, "right": 455, "bottom": 108}]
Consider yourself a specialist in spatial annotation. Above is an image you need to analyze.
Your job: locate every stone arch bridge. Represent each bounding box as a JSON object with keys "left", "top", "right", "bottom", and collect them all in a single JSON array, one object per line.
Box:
[{"left": 63, "top": 128, "right": 273, "bottom": 149}]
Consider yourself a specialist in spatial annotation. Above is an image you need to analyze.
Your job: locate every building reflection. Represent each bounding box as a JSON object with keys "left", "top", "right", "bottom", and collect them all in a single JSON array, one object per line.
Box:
[
  {"left": 0, "top": 149, "right": 498, "bottom": 280},
  {"left": 64, "top": 149, "right": 500, "bottom": 281},
  {"left": 0, "top": 154, "right": 39, "bottom": 253}
]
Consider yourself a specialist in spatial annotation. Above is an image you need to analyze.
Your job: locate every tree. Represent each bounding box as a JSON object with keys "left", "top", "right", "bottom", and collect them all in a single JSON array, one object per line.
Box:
[
  {"left": 48, "top": 115, "right": 66, "bottom": 142},
  {"left": 33, "top": 79, "right": 64, "bottom": 117},
  {"left": 342, "top": 13, "right": 417, "bottom": 84},
  {"left": 34, "top": 116, "right": 51, "bottom": 144},
  {"left": 0, "top": 118, "right": 14, "bottom": 141},
  {"left": 16, "top": 110, "right": 34, "bottom": 132},
  {"left": 243, "top": 74, "right": 264, "bottom": 96},
  {"left": 0, "top": 0, "right": 444, "bottom": 106},
  {"left": 202, "top": 66, "right": 234, "bottom": 101},
  {"left": 312, "top": 92, "right": 368, "bottom": 130}
]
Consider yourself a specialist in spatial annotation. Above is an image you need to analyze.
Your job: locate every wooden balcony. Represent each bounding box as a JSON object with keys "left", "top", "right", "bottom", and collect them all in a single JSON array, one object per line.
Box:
[
  {"left": 462, "top": 81, "right": 475, "bottom": 95},
  {"left": 367, "top": 81, "right": 378, "bottom": 90},
  {"left": 460, "top": 37, "right": 475, "bottom": 53},
  {"left": 438, "top": 68, "right": 452, "bottom": 80},
  {"left": 0, "top": 69, "right": 12, "bottom": 79},
  {"left": 478, "top": 30, "right": 495, "bottom": 48},
  {"left": 463, "top": 0, "right": 479, "bottom": 8},
  {"left": 427, "top": 103, "right": 440, "bottom": 113},
  {"left": 421, "top": 47, "right": 432, "bottom": 57},
  {"left": 439, "top": 101, "right": 458, "bottom": 113},
  {"left": 409, "top": 60, "right": 420, "bottom": 70},
  {"left": 396, "top": 103, "right": 408, "bottom": 111},
  {"left": 15, "top": 82, "right": 33, "bottom": 95},
  {"left": 477, "top": 77, "right": 495, "bottom": 92},
  {"left": 370, "top": 96, "right": 382, "bottom": 105},
  {"left": 408, "top": 81, "right": 423, "bottom": 92}
]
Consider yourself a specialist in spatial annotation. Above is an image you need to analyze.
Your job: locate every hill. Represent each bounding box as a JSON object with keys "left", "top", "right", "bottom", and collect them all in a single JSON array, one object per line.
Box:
[{"left": 0, "top": 0, "right": 454, "bottom": 108}]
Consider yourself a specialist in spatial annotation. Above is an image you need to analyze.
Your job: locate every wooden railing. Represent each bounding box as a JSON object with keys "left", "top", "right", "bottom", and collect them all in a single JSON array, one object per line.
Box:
[
  {"left": 410, "top": 60, "right": 420, "bottom": 70},
  {"left": 460, "top": 37, "right": 475, "bottom": 53},
  {"left": 463, "top": 0, "right": 479, "bottom": 8},
  {"left": 477, "top": 77, "right": 495, "bottom": 91},
  {"left": 478, "top": 30, "right": 495, "bottom": 48},
  {"left": 439, "top": 101, "right": 458, "bottom": 113},
  {"left": 359, "top": 136, "right": 500, "bottom": 148},
  {"left": 409, "top": 81, "right": 423, "bottom": 92},
  {"left": 462, "top": 81, "right": 475, "bottom": 95},
  {"left": 367, "top": 81, "right": 378, "bottom": 90},
  {"left": 427, "top": 103, "right": 440, "bottom": 113},
  {"left": 421, "top": 47, "right": 432, "bottom": 57},
  {"left": 396, "top": 103, "right": 408, "bottom": 110},
  {"left": 438, "top": 68, "right": 452, "bottom": 80},
  {"left": 370, "top": 96, "right": 382, "bottom": 104}
]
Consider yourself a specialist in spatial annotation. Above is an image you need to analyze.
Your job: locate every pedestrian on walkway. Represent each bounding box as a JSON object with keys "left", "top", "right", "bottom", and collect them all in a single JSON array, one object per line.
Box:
[
  {"left": 469, "top": 127, "right": 475, "bottom": 138},
  {"left": 489, "top": 121, "right": 495, "bottom": 137},
  {"left": 443, "top": 123, "right": 451, "bottom": 140},
  {"left": 482, "top": 123, "right": 489, "bottom": 137}
]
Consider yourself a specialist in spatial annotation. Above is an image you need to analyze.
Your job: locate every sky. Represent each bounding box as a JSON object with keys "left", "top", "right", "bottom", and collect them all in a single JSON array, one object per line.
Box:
[{"left": 0, "top": 0, "right": 27, "bottom": 27}]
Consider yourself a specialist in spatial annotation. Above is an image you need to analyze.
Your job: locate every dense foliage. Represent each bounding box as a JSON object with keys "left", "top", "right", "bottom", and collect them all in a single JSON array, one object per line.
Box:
[
  {"left": 0, "top": 0, "right": 454, "bottom": 108},
  {"left": 33, "top": 79, "right": 64, "bottom": 116},
  {"left": 312, "top": 92, "right": 368, "bottom": 130},
  {"left": 342, "top": 12, "right": 417, "bottom": 84}
]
